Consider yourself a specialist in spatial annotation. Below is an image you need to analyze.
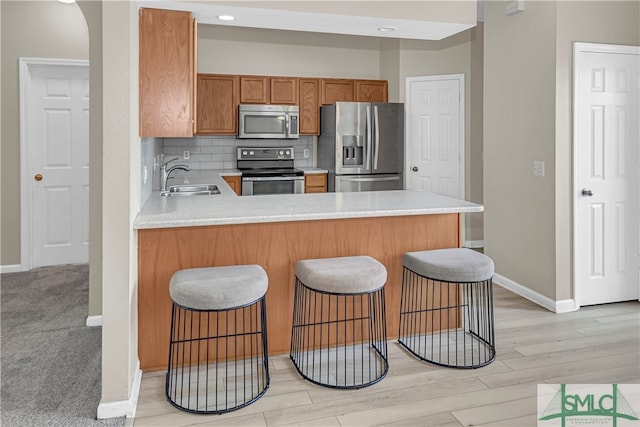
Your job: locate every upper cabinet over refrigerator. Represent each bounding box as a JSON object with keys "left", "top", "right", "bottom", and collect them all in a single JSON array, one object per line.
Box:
[{"left": 318, "top": 102, "right": 404, "bottom": 192}]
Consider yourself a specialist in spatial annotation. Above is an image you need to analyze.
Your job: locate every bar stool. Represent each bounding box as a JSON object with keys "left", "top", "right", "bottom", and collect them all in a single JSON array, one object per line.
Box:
[
  {"left": 290, "top": 256, "right": 388, "bottom": 389},
  {"left": 399, "top": 248, "right": 495, "bottom": 369},
  {"left": 166, "top": 265, "right": 270, "bottom": 414}
]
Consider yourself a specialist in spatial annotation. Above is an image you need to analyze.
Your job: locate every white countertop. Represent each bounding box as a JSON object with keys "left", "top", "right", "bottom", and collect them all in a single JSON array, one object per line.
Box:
[{"left": 134, "top": 171, "right": 482, "bottom": 229}]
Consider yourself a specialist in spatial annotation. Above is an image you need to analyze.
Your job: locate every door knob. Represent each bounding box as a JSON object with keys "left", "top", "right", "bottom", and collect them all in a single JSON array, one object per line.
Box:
[
  {"left": 412, "top": 166, "right": 419, "bottom": 172},
  {"left": 581, "top": 188, "right": 593, "bottom": 197},
  {"left": 34, "top": 173, "right": 43, "bottom": 182}
]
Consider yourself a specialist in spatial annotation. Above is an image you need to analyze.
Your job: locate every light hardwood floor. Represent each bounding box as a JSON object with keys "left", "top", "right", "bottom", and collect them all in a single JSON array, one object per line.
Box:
[{"left": 132, "top": 286, "right": 639, "bottom": 426}]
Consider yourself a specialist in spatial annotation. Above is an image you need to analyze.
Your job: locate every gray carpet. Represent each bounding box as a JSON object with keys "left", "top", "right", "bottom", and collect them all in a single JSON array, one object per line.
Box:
[{"left": 1, "top": 264, "right": 125, "bottom": 427}]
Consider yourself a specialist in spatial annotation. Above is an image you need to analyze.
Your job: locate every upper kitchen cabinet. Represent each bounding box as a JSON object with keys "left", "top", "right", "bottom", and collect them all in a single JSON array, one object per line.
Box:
[
  {"left": 139, "top": 8, "right": 195, "bottom": 137},
  {"left": 270, "top": 78, "right": 299, "bottom": 105},
  {"left": 196, "top": 74, "right": 239, "bottom": 135},
  {"left": 320, "top": 79, "right": 355, "bottom": 105},
  {"left": 240, "top": 76, "right": 298, "bottom": 105},
  {"left": 240, "top": 76, "right": 269, "bottom": 104},
  {"left": 356, "top": 80, "right": 388, "bottom": 103},
  {"left": 299, "top": 78, "right": 319, "bottom": 135}
]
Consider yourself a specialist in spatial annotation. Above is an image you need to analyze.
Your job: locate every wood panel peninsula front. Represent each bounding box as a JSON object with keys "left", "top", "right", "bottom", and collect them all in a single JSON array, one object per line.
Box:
[{"left": 134, "top": 180, "right": 483, "bottom": 371}]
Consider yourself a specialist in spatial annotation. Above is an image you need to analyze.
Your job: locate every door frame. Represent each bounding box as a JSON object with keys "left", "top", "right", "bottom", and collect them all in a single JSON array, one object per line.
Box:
[
  {"left": 405, "top": 74, "right": 466, "bottom": 244},
  {"left": 19, "top": 57, "right": 90, "bottom": 271},
  {"left": 572, "top": 42, "right": 640, "bottom": 307}
]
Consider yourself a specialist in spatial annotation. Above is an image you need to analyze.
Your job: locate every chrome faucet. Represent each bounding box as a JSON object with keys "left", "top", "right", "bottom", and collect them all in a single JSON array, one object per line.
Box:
[{"left": 160, "top": 157, "right": 192, "bottom": 191}]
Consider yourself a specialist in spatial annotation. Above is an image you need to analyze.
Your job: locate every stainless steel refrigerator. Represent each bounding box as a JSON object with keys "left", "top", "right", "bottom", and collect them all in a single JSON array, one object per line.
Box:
[{"left": 318, "top": 102, "right": 404, "bottom": 192}]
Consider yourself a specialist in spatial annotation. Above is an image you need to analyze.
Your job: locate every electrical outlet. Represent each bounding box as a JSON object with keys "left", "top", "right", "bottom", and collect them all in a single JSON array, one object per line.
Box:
[
  {"left": 303, "top": 149, "right": 309, "bottom": 159},
  {"left": 533, "top": 160, "right": 545, "bottom": 177},
  {"left": 183, "top": 150, "right": 190, "bottom": 160}
]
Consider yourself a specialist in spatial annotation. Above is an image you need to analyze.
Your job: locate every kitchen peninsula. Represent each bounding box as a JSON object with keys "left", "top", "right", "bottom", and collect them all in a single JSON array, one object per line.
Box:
[{"left": 134, "top": 174, "right": 482, "bottom": 371}]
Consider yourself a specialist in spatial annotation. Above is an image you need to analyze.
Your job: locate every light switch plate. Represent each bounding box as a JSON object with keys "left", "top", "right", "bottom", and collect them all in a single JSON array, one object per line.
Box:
[{"left": 533, "top": 160, "right": 545, "bottom": 177}]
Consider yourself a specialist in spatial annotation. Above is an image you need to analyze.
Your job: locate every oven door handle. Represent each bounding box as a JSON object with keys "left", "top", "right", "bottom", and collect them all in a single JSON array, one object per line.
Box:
[{"left": 242, "top": 176, "right": 304, "bottom": 182}]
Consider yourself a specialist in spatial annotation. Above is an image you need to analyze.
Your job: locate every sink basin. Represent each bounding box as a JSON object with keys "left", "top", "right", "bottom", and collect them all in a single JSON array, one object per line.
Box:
[{"left": 161, "top": 184, "right": 220, "bottom": 197}]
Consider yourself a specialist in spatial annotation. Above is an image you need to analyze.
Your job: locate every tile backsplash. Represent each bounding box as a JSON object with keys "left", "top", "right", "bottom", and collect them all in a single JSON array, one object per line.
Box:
[
  {"left": 161, "top": 136, "right": 315, "bottom": 170},
  {"left": 140, "top": 136, "right": 316, "bottom": 204}
]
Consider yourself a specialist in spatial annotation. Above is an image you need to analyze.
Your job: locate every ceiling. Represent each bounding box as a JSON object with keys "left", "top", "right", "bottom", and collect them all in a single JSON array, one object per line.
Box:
[{"left": 137, "top": 1, "right": 477, "bottom": 41}]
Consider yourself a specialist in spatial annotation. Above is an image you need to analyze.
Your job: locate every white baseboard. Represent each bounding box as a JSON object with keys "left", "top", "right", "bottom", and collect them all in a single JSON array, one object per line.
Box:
[
  {"left": 463, "top": 240, "right": 484, "bottom": 249},
  {"left": 0, "top": 264, "right": 23, "bottom": 274},
  {"left": 493, "top": 273, "right": 578, "bottom": 313},
  {"left": 86, "top": 315, "right": 103, "bottom": 327},
  {"left": 97, "top": 359, "right": 143, "bottom": 419}
]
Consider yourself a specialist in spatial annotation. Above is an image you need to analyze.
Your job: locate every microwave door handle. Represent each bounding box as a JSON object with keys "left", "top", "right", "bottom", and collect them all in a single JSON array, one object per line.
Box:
[
  {"left": 284, "top": 113, "right": 290, "bottom": 138},
  {"left": 365, "top": 105, "right": 372, "bottom": 170},
  {"left": 373, "top": 105, "right": 380, "bottom": 170}
]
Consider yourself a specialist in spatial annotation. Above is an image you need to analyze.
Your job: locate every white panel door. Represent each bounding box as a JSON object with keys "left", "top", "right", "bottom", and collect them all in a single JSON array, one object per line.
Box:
[
  {"left": 28, "top": 63, "right": 90, "bottom": 268},
  {"left": 406, "top": 75, "right": 463, "bottom": 199},
  {"left": 574, "top": 43, "right": 639, "bottom": 306}
]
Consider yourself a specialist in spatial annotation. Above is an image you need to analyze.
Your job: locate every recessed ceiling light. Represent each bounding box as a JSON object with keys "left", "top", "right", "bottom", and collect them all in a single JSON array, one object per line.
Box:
[
  {"left": 217, "top": 15, "right": 236, "bottom": 21},
  {"left": 377, "top": 26, "right": 396, "bottom": 32}
]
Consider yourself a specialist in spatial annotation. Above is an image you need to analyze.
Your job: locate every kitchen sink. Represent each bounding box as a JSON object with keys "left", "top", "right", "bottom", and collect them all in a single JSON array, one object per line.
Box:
[{"left": 160, "top": 184, "right": 220, "bottom": 197}]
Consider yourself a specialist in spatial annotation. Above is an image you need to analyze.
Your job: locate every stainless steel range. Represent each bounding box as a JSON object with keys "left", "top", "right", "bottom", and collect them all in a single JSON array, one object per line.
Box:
[{"left": 237, "top": 147, "right": 304, "bottom": 196}]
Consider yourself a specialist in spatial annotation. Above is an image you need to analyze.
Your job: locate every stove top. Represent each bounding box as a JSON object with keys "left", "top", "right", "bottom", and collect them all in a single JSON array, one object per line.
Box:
[{"left": 237, "top": 146, "right": 302, "bottom": 177}]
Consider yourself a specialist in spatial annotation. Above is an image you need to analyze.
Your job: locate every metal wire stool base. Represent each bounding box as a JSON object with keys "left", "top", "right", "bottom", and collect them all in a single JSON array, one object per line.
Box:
[
  {"left": 290, "top": 278, "right": 388, "bottom": 389},
  {"left": 398, "top": 267, "right": 495, "bottom": 369},
  {"left": 165, "top": 297, "right": 270, "bottom": 414}
]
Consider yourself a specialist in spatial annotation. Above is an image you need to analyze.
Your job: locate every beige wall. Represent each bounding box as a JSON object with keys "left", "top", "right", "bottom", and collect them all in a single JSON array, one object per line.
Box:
[
  {"left": 484, "top": 1, "right": 639, "bottom": 302},
  {"left": 100, "top": 0, "right": 140, "bottom": 409},
  {"left": 77, "top": 0, "right": 103, "bottom": 318},
  {"left": 197, "top": 25, "right": 382, "bottom": 79},
  {"left": 0, "top": 0, "right": 89, "bottom": 266},
  {"left": 397, "top": 27, "right": 484, "bottom": 242},
  {"left": 484, "top": 1, "right": 558, "bottom": 299},
  {"left": 553, "top": 1, "right": 639, "bottom": 300}
]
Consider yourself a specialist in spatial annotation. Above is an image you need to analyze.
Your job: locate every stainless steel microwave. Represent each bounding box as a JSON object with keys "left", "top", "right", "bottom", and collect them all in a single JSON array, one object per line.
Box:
[{"left": 238, "top": 104, "right": 299, "bottom": 139}]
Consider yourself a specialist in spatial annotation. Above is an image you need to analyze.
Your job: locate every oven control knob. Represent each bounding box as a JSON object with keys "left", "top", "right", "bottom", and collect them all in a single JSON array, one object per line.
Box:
[
  {"left": 279, "top": 151, "right": 284, "bottom": 155},
  {"left": 249, "top": 151, "right": 254, "bottom": 155},
  {"left": 242, "top": 151, "right": 248, "bottom": 156},
  {"left": 285, "top": 150, "right": 290, "bottom": 155}
]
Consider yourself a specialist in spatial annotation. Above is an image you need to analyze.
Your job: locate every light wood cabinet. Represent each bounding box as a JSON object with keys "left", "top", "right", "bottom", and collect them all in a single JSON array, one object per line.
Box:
[
  {"left": 270, "top": 77, "right": 299, "bottom": 105},
  {"left": 304, "top": 173, "right": 327, "bottom": 193},
  {"left": 356, "top": 80, "right": 388, "bottom": 102},
  {"left": 320, "top": 79, "right": 355, "bottom": 105},
  {"left": 196, "top": 74, "right": 239, "bottom": 135},
  {"left": 139, "top": 8, "right": 196, "bottom": 137},
  {"left": 299, "top": 78, "right": 319, "bottom": 135},
  {"left": 240, "top": 76, "right": 269, "bottom": 104},
  {"left": 222, "top": 175, "right": 241, "bottom": 195},
  {"left": 240, "top": 76, "right": 298, "bottom": 105}
]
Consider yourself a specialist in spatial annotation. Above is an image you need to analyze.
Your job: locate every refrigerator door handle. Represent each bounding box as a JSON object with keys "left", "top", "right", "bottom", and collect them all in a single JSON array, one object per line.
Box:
[
  {"left": 340, "top": 176, "right": 399, "bottom": 182},
  {"left": 373, "top": 105, "right": 380, "bottom": 170},
  {"left": 365, "top": 105, "right": 372, "bottom": 170}
]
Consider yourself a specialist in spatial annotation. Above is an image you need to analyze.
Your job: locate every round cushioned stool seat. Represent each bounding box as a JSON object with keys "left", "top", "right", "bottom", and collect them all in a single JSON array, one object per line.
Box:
[
  {"left": 403, "top": 248, "right": 494, "bottom": 283},
  {"left": 170, "top": 265, "right": 268, "bottom": 310},
  {"left": 166, "top": 264, "right": 270, "bottom": 415},
  {"left": 294, "top": 255, "right": 387, "bottom": 294},
  {"left": 399, "top": 248, "right": 496, "bottom": 369}
]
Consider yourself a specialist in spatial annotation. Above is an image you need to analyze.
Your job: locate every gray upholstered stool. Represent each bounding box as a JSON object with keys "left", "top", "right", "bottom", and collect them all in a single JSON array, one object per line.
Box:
[
  {"left": 399, "top": 248, "right": 496, "bottom": 368},
  {"left": 290, "top": 256, "right": 389, "bottom": 389},
  {"left": 166, "top": 265, "right": 270, "bottom": 414}
]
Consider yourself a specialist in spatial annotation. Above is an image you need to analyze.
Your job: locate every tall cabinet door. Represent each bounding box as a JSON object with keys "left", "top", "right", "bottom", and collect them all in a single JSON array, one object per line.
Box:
[
  {"left": 197, "top": 74, "right": 240, "bottom": 135},
  {"left": 299, "top": 78, "right": 319, "bottom": 135},
  {"left": 139, "top": 8, "right": 195, "bottom": 137}
]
